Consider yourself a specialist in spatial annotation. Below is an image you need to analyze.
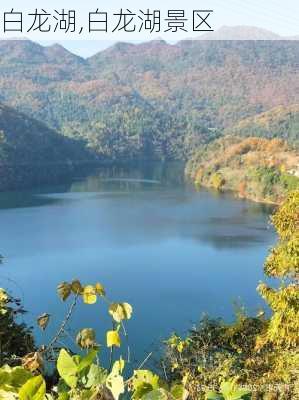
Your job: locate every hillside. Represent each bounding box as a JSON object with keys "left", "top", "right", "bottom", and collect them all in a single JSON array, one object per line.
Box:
[
  {"left": 226, "top": 104, "right": 299, "bottom": 145},
  {"left": 0, "top": 102, "right": 92, "bottom": 190},
  {"left": 0, "top": 39, "right": 298, "bottom": 161},
  {"left": 185, "top": 137, "right": 299, "bottom": 204}
]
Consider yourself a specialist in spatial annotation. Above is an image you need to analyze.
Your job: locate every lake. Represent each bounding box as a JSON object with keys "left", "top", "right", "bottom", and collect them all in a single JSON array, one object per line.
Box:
[{"left": 0, "top": 162, "right": 276, "bottom": 368}]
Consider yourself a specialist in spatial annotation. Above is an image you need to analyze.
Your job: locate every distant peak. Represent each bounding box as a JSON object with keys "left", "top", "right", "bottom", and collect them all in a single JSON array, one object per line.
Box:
[
  {"left": 112, "top": 42, "right": 135, "bottom": 50},
  {"left": 43, "top": 44, "right": 85, "bottom": 64},
  {"left": 196, "top": 25, "right": 282, "bottom": 40}
]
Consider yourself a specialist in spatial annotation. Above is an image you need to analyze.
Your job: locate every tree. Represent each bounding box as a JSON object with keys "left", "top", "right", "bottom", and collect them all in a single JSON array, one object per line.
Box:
[
  {"left": 257, "top": 190, "right": 299, "bottom": 349},
  {"left": 0, "top": 257, "right": 35, "bottom": 366},
  {"left": 0, "top": 291, "right": 36, "bottom": 366},
  {"left": 255, "top": 190, "right": 299, "bottom": 397}
]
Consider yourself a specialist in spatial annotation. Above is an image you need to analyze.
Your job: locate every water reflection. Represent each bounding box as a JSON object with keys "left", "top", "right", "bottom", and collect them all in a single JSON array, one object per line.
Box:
[{"left": 0, "top": 162, "right": 276, "bottom": 361}]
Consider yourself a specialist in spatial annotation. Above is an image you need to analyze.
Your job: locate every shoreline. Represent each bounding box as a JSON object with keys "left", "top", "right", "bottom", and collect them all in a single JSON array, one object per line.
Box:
[{"left": 190, "top": 179, "right": 281, "bottom": 206}]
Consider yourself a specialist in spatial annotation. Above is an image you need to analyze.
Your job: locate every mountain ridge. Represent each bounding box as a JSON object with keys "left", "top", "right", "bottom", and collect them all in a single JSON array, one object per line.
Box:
[
  {"left": 1, "top": 25, "right": 299, "bottom": 60},
  {"left": 0, "top": 35, "right": 298, "bottom": 170},
  {"left": 0, "top": 101, "right": 95, "bottom": 189}
]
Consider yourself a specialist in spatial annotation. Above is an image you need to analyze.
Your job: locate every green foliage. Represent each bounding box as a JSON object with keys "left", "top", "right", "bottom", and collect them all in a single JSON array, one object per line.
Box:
[
  {"left": 206, "top": 379, "right": 251, "bottom": 400},
  {"left": 228, "top": 105, "right": 299, "bottom": 146},
  {"left": 19, "top": 375, "right": 46, "bottom": 400},
  {"left": 57, "top": 348, "right": 98, "bottom": 388},
  {"left": 271, "top": 190, "right": 299, "bottom": 239},
  {"left": 0, "top": 277, "right": 249, "bottom": 400},
  {"left": 0, "top": 103, "right": 92, "bottom": 191},
  {"left": 164, "top": 314, "right": 265, "bottom": 399},
  {"left": 252, "top": 167, "right": 299, "bottom": 199},
  {"left": 0, "top": 365, "right": 32, "bottom": 393},
  {"left": 163, "top": 191, "right": 299, "bottom": 399},
  {"left": 0, "top": 288, "right": 35, "bottom": 367},
  {"left": 131, "top": 370, "right": 160, "bottom": 399},
  {"left": 258, "top": 190, "right": 299, "bottom": 349}
]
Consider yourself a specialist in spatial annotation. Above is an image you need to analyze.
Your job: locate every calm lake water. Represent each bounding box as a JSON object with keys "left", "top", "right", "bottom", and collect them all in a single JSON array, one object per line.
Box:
[{"left": 0, "top": 162, "right": 276, "bottom": 367}]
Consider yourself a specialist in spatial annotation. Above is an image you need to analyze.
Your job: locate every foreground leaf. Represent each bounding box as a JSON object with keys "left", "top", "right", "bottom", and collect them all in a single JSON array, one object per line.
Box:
[
  {"left": 71, "top": 280, "right": 83, "bottom": 295},
  {"left": 112, "top": 358, "right": 125, "bottom": 375},
  {"left": 132, "top": 370, "right": 160, "bottom": 399},
  {"left": 141, "top": 388, "right": 171, "bottom": 400},
  {"left": 76, "top": 328, "right": 97, "bottom": 349},
  {"left": 37, "top": 314, "right": 50, "bottom": 331},
  {"left": 95, "top": 282, "right": 106, "bottom": 296},
  {"left": 220, "top": 380, "right": 251, "bottom": 400},
  {"left": 19, "top": 375, "right": 46, "bottom": 400},
  {"left": 83, "top": 286, "right": 97, "bottom": 304},
  {"left": 0, "top": 389, "right": 18, "bottom": 399},
  {"left": 205, "top": 392, "right": 224, "bottom": 400},
  {"left": 77, "top": 349, "right": 98, "bottom": 372},
  {"left": 57, "top": 283, "right": 71, "bottom": 302},
  {"left": 22, "top": 353, "right": 43, "bottom": 373},
  {"left": 107, "top": 331, "right": 121, "bottom": 348},
  {"left": 106, "top": 372, "right": 124, "bottom": 400},
  {"left": 3, "top": 366, "right": 32, "bottom": 391},
  {"left": 109, "top": 303, "right": 133, "bottom": 323},
  {"left": 171, "top": 384, "right": 189, "bottom": 400},
  {"left": 85, "top": 364, "right": 108, "bottom": 388},
  {"left": 56, "top": 349, "right": 78, "bottom": 388}
]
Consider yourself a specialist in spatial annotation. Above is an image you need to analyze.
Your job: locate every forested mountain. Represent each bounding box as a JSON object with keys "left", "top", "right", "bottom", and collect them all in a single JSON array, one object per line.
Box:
[
  {"left": 186, "top": 136, "right": 299, "bottom": 203},
  {"left": 0, "top": 102, "right": 92, "bottom": 189},
  {"left": 0, "top": 39, "right": 298, "bottom": 161},
  {"left": 226, "top": 104, "right": 299, "bottom": 146}
]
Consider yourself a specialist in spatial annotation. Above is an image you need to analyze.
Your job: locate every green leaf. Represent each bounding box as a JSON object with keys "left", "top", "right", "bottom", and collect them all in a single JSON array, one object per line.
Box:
[
  {"left": 132, "top": 370, "right": 160, "bottom": 399},
  {"left": 56, "top": 349, "right": 78, "bottom": 388},
  {"left": 107, "top": 330, "right": 121, "bottom": 348},
  {"left": 141, "top": 388, "right": 171, "bottom": 400},
  {"left": 132, "top": 370, "right": 159, "bottom": 391},
  {"left": 171, "top": 384, "right": 188, "bottom": 400},
  {"left": 19, "top": 375, "right": 46, "bottom": 400},
  {"left": 85, "top": 364, "right": 107, "bottom": 388},
  {"left": 57, "top": 379, "right": 70, "bottom": 395},
  {"left": 0, "top": 369, "right": 11, "bottom": 387},
  {"left": 75, "top": 389, "right": 95, "bottom": 400},
  {"left": 9, "top": 367, "right": 32, "bottom": 389},
  {"left": 77, "top": 349, "right": 98, "bottom": 372},
  {"left": 0, "top": 366, "right": 32, "bottom": 392},
  {"left": 58, "top": 393, "right": 69, "bottom": 400},
  {"left": 219, "top": 380, "right": 251, "bottom": 400},
  {"left": 229, "top": 391, "right": 251, "bottom": 400},
  {"left": 205, "top": 392, "right": 224, "bottom": 400}
]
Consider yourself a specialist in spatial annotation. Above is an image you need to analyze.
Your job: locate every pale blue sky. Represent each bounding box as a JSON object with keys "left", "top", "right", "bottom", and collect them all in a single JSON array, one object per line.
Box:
[{"left": 1, "top": 0, "right": 299, "bottom": 56}]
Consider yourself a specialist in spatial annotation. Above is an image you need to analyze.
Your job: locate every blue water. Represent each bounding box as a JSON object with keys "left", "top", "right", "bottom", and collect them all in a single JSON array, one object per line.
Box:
[{"left": 0, "top": 163, "right": 276, "bottom": 367}]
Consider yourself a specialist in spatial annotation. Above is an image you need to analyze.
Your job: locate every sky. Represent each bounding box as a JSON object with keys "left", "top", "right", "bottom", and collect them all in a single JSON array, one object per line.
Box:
[{"left": 1, "top": 0, "right": 299, "bottom": 57}]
